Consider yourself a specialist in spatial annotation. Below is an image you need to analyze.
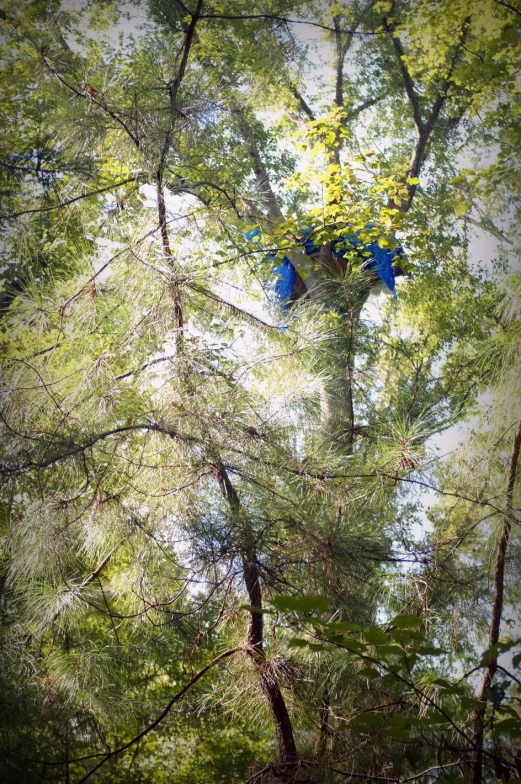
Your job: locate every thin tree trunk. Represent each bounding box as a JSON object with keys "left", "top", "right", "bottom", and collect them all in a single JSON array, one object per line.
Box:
[
  {"left": 211, "top": 461, "right": 299, "bottom": 774},
  {"left": 153, "top": 3, "right": 203, "bottom": 355},
  {"left": 471, "top": 419, "right": 521, "bottom": 784},
  {"left": 318, "top": 679, "right": 333, "bottom": 761},
  {"left": 156, "top": 178, "right": 183, "bottom": 353}
]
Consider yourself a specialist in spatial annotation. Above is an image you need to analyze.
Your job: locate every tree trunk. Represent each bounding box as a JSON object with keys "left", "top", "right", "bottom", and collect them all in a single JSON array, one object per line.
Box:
[
  {"left": 318, "top": 678, "right": 333, "bottom": 761},
  {"left": 212, "top": 461, "right": 299, "bottom": 774},
  {"left": 471, "top": 419, "right": 521, "bottom": 784},
  {"left": 156, "top": 178, "right": 183, "bottom": 353}
]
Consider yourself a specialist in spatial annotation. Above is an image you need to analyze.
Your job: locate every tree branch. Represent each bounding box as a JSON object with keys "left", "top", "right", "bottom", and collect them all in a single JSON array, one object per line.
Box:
[
  {"left": 0, "top": 422, "right": 198, "bottom": 476},
  {"left": 0, "top": 178, "right": 139, "bottom": 220},
  {"left": 234, "top": 110, "right": 283, "bottom": 223},
  {"left": 463, "top": 214, "right": 514, "bottom": 246},
  {"left": 390, "top": 32, "right": 424, "bottom": 133},
  {"left": 493, "top": 0, "right": 521, "bottom": 17},
  {"left": 333, "top": 14, "right": 352, "bottom": 110},
  {"left": 40, "top": 55, "right": 141, "bottom": 149},
  {"left": 211, "top": 461, "right": 299, "bottom": 772},
  {"left": 290, "top": 85, "right": 316, "bottom": 121},
  {"left": 170, "top": 0, "right": 203, "bottom": 99},
  {"left": 342, "top": 96, "right": 382, "bottom": 125},
  {"left": 393, "top": 17, "right": 471, "bottom": 212},
  {"left": 76, "top": 647, "right": 241, "bottom": 783},
  {"left": 198, "top": 13, "right": 383, "bottom": 36}
]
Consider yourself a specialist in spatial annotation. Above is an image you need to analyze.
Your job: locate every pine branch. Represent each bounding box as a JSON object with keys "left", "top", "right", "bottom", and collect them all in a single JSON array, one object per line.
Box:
[
  {"left": 0, "top": 422, "right": 198, "bottom": 476},
  {"left": 75, "top": 647, "right": 242, "bottom": 783},
  {"left": 188, "top": 283, "right": 283, "bottom": 330},
  {"left": 0, "top": 178, "right": 140, "bottom": 220},
  {"left": 39, "top": 53, "right": 141, "bottom": 149}
]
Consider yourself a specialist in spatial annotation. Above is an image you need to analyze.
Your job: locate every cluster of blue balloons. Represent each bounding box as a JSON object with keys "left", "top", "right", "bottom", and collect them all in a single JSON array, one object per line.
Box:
[{"left": 245, "top": 225, "right": 404, "bottom": 310}]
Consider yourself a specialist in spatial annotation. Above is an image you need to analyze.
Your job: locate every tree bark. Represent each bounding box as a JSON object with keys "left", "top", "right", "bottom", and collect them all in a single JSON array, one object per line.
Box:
[
  {"left": 471, "top": 419, "right": 521, "bottom": 784},
  {"left": 318, "top": 679, "right": 333, "bottom": 761},
  {"left": 211, "top": 461, "right": 299, "bottom": 773},
  {"left": 157, "top": 179, "right": 184, "bottom": 353}
]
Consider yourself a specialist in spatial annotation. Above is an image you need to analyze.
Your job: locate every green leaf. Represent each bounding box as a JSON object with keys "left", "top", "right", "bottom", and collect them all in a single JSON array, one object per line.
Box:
[
  {"left": 460, "top": 696, "right": 485, "bottom": 711},
  {"left": 363, "top": 627, "right": 390, "bottom": 646},
  {"left": 358, "top": 666, "right": 381, "bottom": 679},
  {"left": 422, "top": 712, "right": 452, "bottom": 725},
  {"left": 339, "top": 639, "right": 368, "bottom": 654},
  {"left": 287, "top": 637, "right": 329, "bottom": 652},
  {"left": 389, "top": 614, "right": 423, "bottom": 629},
  {"left": 480, "top": 639, "right": 519, "bottom": 666},
  {"left": 494, "top": 718, "right": 521, "bottom": 737},
  {"left": 326, "top": 621, "right": 363, "bottom": 633},
  {"left": 350, "top": 712, "right": 385, "bottom": 727},
  {"left": 415, "top": 645, "right": 445, "bottom": 656},
  {"left": 374, "top": 644, "right": 406, "bottom": 659},
  {"left": 271, "top": 594, "right": 330, "bottom": 613},
  {"left": 454, "top": 199, "right": 469, "bottom": 217},
  {"left": 429, "top": 677, "right": 465, "bottom": 694},
  {"left": 387, "top": 716, "right": 411, "bottom": 729},
  {"left": 287, "top": 637, "right": 308, "bottom": 649}
]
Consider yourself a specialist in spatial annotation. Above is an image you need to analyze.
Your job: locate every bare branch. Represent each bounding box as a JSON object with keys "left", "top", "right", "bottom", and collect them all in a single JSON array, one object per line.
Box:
[
  {"left": 493, "top": 0, "right": 521, "bottom": 17},
  {"left": 199, "top": 13, "right": 383, "bottom": 36}
]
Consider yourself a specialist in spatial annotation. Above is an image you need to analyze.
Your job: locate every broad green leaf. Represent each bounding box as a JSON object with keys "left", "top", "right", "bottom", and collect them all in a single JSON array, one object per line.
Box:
[
  {"left": 271, "top": 595, "right": 330, "bottom": 613},
  {"left": 494, "top": 718, "right": 521, "bottom": 737},
  {"left": 389, "top": 614, "right": 423, "bottom": 629},
  {"left": 363, "top": 627, "right": 390, "bottom": 646}
]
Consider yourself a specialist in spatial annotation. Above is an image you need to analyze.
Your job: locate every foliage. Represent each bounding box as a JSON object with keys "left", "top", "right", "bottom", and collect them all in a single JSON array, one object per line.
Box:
[{"left": 0, "top": 1, "right": 520, "bottom": 782}]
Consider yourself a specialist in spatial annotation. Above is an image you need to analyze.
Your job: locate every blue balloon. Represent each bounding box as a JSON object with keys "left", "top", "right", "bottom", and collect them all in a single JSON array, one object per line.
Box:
[
  {"left": 244, "top": 224, "right": 404, "bottom": 303},
  {"left": 332, "top": 228, "right": 401, "bottom": 296},
  {"left": 270, "top": 256, "right": 296, "bottom": 310}
]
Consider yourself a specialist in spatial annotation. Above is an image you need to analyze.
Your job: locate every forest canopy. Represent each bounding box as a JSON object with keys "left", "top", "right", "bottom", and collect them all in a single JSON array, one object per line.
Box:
[{"left": 0, "top": 1, "right": 520, "bottom": 782}]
